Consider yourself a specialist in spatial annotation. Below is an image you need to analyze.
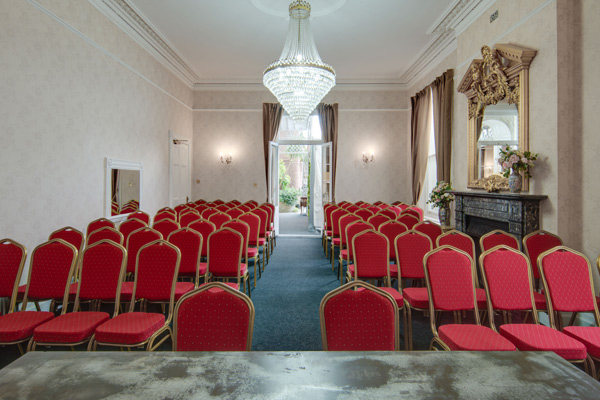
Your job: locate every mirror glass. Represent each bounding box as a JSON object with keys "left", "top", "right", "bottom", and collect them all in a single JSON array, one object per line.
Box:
[
  {"left": 105, "top": 158, "right": 143, "bottom": 219},
  {"left": 477, "top": 102, "right": 519, "bottom": 179}
]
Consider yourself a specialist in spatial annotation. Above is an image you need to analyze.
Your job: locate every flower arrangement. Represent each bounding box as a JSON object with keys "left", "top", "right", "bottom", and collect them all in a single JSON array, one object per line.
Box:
[
  {"left": 427, "top": 181, "right": 455, "bottom": 209},
  {"left": 497, "top": 146, "right": 538, "bottom": 178}
]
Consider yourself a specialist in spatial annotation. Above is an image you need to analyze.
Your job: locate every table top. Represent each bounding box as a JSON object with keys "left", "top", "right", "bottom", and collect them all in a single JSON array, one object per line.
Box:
[{"left": 0, "top": 351, "right": 598, "bottom": 399}]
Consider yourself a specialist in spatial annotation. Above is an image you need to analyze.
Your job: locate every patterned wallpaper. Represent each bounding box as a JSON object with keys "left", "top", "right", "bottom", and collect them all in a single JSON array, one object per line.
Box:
[{"left": 0, "top": 0, "right": 193, "bottom": 283}]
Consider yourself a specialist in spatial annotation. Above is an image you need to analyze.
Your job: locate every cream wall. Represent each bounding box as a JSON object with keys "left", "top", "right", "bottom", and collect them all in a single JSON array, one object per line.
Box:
[
  {"left": 192, "top": 89, "right": 411, "bottom": 205},
  {"left": 0, "top": 0, "right": 193, "bottom": 266}
]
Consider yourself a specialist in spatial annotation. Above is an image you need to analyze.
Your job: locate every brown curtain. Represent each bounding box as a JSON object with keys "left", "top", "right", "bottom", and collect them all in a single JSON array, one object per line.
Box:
[
  {"left": 263, "top": 103, "right": 283, "bottom": 199},
  {"left": 411, "top": 88, "right": 432, "bottom": 205},
  {"left": 317, "top": 103, "right": 339, "bottom": 203},
  {"left": 431, "top": 69, "right": 454, "bottom": 183}
]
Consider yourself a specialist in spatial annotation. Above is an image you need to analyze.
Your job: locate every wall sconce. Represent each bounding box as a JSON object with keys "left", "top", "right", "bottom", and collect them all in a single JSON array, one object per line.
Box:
[
  {"left": 361, "top": 152, "right": 374, "bottom": 167},
  {"left": 220, "top": 153, "right": 233, "bottom": 165}
]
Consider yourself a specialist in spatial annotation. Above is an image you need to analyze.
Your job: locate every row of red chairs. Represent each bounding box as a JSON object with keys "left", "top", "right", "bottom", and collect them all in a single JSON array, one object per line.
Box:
[{"left": 323, "top": 241, "right": 600, "bottom": 378}]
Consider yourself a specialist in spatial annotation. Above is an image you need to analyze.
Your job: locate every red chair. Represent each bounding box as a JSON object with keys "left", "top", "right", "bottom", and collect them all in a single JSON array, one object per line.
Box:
[
  {"left": 226, "top": 208, "right": 244, "bottom": 220},
  {"left": 237, "top": 205, "right": 252, "bottom": 213},
  {"left": 246, "top": 200, "right": 259, "bottom": 207},
  {"left": 252, "top": 208, "right": 272, "bottom": 262},
  {"left": 388, "top": 206, "right": 402, "bottom": 217},
  {"left": 0, "top": 239, "right": 78, "bottom": 354},
  {"left": 86, "top": 218, "right": 115, "bottom": 237},
  {"left": 127, "top": 211, "right": 150, "bottom": 225},
  {"left": 125, "top": 227, "right": 162, "bottom": 276},
  {"left": 397, "top": 213, "right": 420, "bottom": 230},
  {"left": 540, "top": 247, "right": 600, "bottom": 377},
  {"left": 223, "top": 220, "right": 259, "bottom": 288},
  {"left": 168, "top": 228, "right": 205, "bottom": 287},
  {"left": 0, "top": 239, "right": 27, "bottom": 316},
  {"left": 118, "top": 218, "right": 147, "bottom": 247},
  {"left": 480, "top": 229, "right": 519, "bottom": 253},
  {"left": 377, "top": 220, "right": 408, "bottom": 264},
  {"left": 377, "top": 209, "right": 397, "bottom": 220},
  {"left": 479, "top": 245, "right": 588, "bottom": 369},
  {"left": 367, "top": 205, "right": 381, "bottom": 215},
  {"left": 188, "top": 219, "right": 217, "bottom": 262},
  {"left": 174, "top": 282, "right": 255, "bottom": 351},
  {"left": 339, "top": 221, "right": 374, "bottom": 286},
  {"left": 522, "top": 230, "right": 562, "bottom": 280},
  {"left": 152, "top": 218, "right": 181, "bottom": 239},
  {"left": 174, "top": 204, "right": 192, "bottom": 218},
  {"left": 87, "top": 227, "right": 124, "bottom": 247},
  {"left": 207, "top": 228, "right": 250, "bottom": 296},
  {"left": 213, "top": 199, "right": 225, "bottom": 206},
  {"left": 373, "top": 201, "right": 384, "bottom": 206},
  {"left": 359, "top": 202, "right": 371, "bottom": 208},
  {"left": 194, "top": 204, "right": 209, "bottom": 215},
  {"left": 323, "top": 205, "right": 338, "bottom": 254},
  {"left": 202, "top": 208, "right": 219, "bottom": 220},
  {"left": 354, "top": 208, "right": 374, "bottom": 221},
  {"left": 407, "top": 206, "right": 424, "bottom": 221},
  {"left": 215, "top": 204, "right": 230, "bottom": 213},
  {"left": 239, "top": 213, "right": 267, "bottom": 273},
  {"left": 437, "top": 230, "right": 475, "bottom": 261},
  {"left": 157, "top": 206, "right": 176, "bottom": 215},
  {"left": 49, "top": 226, "right": 84, "bottom": 257},
  {"left": 413, "top": 221, "right": 443, "bottom": 248},
  {"left": 345, "top": 205, "right": 359, "bottom": 213},
  {"left": 320, "top": 281, "right": 400, "bottom": 351},
  {"left": 367, "top": 214, "right": 391, "bottom": 231},
  {"left": 208, "top": 212, "right": 231, "bottom": 229},
  {"left": 259, "top": 204, "right": 276, "bottom": 249},
  {"left": 424, "top": 246, "right": 516, "bottom": 352},
  {"left": 154, "top": 210, "right": 177, "bottom": 223},
  {"left": 329, "top": 208, "right": 349, "bottom": 267},
  {"left": 394, "top": 230, "right": 432, "bottom": 349},
  {"left": 91, "top": 240, "right": 181, "bottom": 351},
  {"left": 229, "top": 200, "right": 242, "bottom": 207},
  {"left": 179, "top": 211, "right": 202, "bottom": 228},
  {"left": 335, "top": 213, "right": 361, "bottom": 274},
  {"left": 401, "top": 208, "right": 422, "bottom": 222},
  {"left": 29, "top": 240, "right": 127, "bottom": 351}
]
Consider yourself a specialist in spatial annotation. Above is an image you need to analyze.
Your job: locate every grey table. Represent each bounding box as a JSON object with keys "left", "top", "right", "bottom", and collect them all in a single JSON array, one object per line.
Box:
[{"left": 0, "top": 351, "right": 598, "bottom": 399}]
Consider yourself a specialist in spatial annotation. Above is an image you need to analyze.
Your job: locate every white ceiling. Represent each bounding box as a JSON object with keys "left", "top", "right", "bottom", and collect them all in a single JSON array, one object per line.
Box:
[{"left": 97, "top": 0, "right": 490, "bottom": 87}]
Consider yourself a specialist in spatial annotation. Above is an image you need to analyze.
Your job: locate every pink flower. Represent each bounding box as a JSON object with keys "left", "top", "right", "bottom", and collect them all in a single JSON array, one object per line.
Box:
[
  {"left": 521, "top": 157, "right": 528, "bottom": 164},
  {"left": 502, "top": 161, "right": 510, "bottom": 169},
  {"left": 509, "top": 154, "right": 520, "bottom": 164}
]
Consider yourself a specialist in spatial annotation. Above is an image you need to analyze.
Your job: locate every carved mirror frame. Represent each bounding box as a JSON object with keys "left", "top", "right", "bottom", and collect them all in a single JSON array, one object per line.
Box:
[
  {"left": 105, "top": 158, "right": 143, "bottom": 222},
  {"left": 458, "top": 43, "right": 536, "bottom": 191}
]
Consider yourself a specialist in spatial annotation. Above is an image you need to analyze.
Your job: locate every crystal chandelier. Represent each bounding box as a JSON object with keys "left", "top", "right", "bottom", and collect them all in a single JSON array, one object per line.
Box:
[{"left": 263, "top": 0, "right": 336, "bottom": 121}]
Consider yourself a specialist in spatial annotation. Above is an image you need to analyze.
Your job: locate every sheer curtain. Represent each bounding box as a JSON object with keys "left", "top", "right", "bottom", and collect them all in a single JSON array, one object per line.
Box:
[
  {"left": 411, "top": 88, "right": 432, "bottom": 205},
  {"left": 431, "top": 69, "right": 454, "bottom": 183},
  {"left": 316, "top": 103, "right": 338, "bottom": 202},
  {"left": 262, "top": 103, "right": 283, "bottom": 199}
]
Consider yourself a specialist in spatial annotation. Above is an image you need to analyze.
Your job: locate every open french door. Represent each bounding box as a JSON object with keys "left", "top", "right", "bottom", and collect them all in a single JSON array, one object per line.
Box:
[
  {"left": 268, "top": 141, "right": 280, "bottom": 235},
  {"left": 169, "top": 131, "right": 191, "bottom": 207}
]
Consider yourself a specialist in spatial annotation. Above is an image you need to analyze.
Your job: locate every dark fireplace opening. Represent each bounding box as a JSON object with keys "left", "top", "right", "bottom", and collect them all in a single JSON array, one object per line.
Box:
[{"left": 465, "top": 216, "right": 509, "bottom": 239}]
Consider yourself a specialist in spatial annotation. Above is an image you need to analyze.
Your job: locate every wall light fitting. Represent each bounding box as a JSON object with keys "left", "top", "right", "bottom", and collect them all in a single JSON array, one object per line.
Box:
[
  {"left": 361, "top": 152, "right": 374, "bottom": 166},
  {"left": 220, "top": 153, "right": 233, "bottom": 165}
]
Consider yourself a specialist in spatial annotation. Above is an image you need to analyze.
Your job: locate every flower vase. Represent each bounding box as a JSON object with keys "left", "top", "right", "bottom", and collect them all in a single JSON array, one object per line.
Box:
[
  {"left": 438, "top": 205, "right": 451, "bottom": 227},
  {"left": 508, "top": 169, "right": 522, "bottom": 193}
]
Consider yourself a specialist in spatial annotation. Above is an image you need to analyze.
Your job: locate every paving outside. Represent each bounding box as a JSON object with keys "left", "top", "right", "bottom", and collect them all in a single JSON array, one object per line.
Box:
[{"left": 278, "top": 212, "right": 320, "bottom": 236}]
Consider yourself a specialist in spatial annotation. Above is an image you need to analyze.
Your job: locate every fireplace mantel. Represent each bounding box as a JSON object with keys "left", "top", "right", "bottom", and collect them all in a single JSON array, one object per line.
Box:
[{"left": 452, "top": 191, "right": 547, "bottom": 243}]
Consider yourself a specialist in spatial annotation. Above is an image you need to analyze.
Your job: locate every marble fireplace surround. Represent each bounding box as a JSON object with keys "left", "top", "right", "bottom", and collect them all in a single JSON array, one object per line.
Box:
[{"left": 452, "top": 191, "right": 548, "bottom": 245}]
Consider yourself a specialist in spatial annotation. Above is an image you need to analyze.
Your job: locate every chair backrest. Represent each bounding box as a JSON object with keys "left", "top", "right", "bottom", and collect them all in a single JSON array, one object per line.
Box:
[
  {"left": 213, "top": 199, "right": 225, "bottom": 206},
  {"left": 437, "top": 230, "right": 475, "bottom": 261},
  {"left": 373, "top": 201, "right": 384, "bottom": 206},
  {"left": 208, "top": 212, "right": 232, "bottom": 229},
  {"left": 75, "top": 240, "right": 126, "bottom": 313},
  {"left": 367, "top": 214, "right": 391, "bottom": 230},
  {"left": 22, "top": 239, "right": 78, "bottom": 307},
  {"left": 359, "top": 202, "right": 371, "bottom": 208},
  {"left": 259, "top": 204, "right": 273, "bottom": 229},
  {"left": 346, "top": 205, "right": 360, "bottom": 213},
  {"left": 126, "top": 227, "right": 163, "bottom": 274},
  {"left": 424, "top": 246, "right": 478, "bottom": 315},
  {"left": 479, "top": 246, "right": 538, "bottom": 329},
  {"left": 168, "top": 228, "right": 202, "bottom": 279},
  {"left": 87, "top": 227, "right": 124, "bottom": 247},
  {"left": 480, "top": 229, "right": 520, "bottom": 253},
  {"left": 413, "top": 221, "right": 443, "bottom": 248},
  {"left": 205, "top": 202, "right": 217, "bottom": 208},
  {"left": 408, "top": 206, "right": 424, "bottom": 221},
  {"left": 226, "top": 208, "right": 244, "bottom": 220},
  {"left": 174, "top": 282, "right": 255, "bottom": 351},
  {"left": 229, "top": 200, "right": 242, "bottom": 207},
  {"left": 215, "top": 204, "right": 230, "bottom": 212},
  {"left": 354, "top": 208, "right": 374, "bottom": 221},
  {"left": 387, "top": 206, "right": 402, "bottom": 217},
  {"left": 207, "top": 228, "right": 244, "bottom": 278},
  {"left": 180, "top": 211, "right": 202, "bottom": 228},
  {"left": 397, "top": 213, "right": 420, "bottom": 229},
  {"left": 86, "top": 218, "right": 115, "bottom": 237},
  {"left": 339, "top": 213, "right": 361, "bottom": 247},
  {"left": 394, "top": 230, "right": 433, "bottom": 280},
  {"left": 522, "top": 230, "right": 563, "bottom": 279},
  {"left": 127, "top": 211, "right": 150, "bottom": 225},
  {"left": 152, "top": 219, "right": 181, "bottom": 239},
  {"left": 222, "top": 220, "right": 250, "bottom": 261},
  {"left": 157, "top": 207, "right": 176, "bottom": 215},
  {"left": 201, "top": 208, "right": 219, "bottom": 220},
  {"left": 320, "top": 281, "right": 399, "bottom": 351},
  {"left": 377, "top": 209, "right": 397, "bottom": 220},
  {"left": 344, "top": 221, "right": 374, "bottom": 260},
  {"left": 378, "top": 221, "right": 408, "bottom": 260},
  {"left": 401, "top": 208, "right": 422, "bottom": 222},
  {"left": 188, "top": 219, "right": 217, "bottom": 258},
  {"left": 118, "top": 218, "right": 147, "bottom": 245},
  {"left": 367, "top": 205, "right": 382, "bottom": 215},
  {"left": 154, "top": 211, "right": 177, "bottom": 223},
  {"left": 130, "top": 240, "right": 181, "bottom": 312},
  {"left": 174, "top": 204, "right": 191, "bottom": 218},
  {"left": 246, "top": 200, "right": 259, "bottom": 207},
  {"left": 0, "top": 239, "right": 27, "bottom": 313},
  {"left": 324, "top": 205, "right": 338, "bottom": 230},
  {"left": 252, "top": 208, "right": 269, "bottom": 238},
  {"left": 238, "top": 213, "right": 261, "bottom": 246},
  {"left": 237, "top": 205, "right": 251, "bottom": 213},
  {"left": 49, "top": 226, "right": 84, "bottom": 255},
  {"left": 539, "top": 247, "right": 600, "bottom": 325},
  {"left": 194, "top": 204, "right": 209, "bottom": 215},
  {"left": 331, "top": 209, "right": 349, "bottom": 237},
  {"left": 351, "top": 230, "right": 390, "bottom": 281}
]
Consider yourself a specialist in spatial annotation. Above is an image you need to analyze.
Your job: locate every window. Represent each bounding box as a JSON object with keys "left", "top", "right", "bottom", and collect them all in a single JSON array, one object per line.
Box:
[
  {"left": 277, "top": 114, "right": 323, "bottom": 143},
  {"left": 418, "top": 91, "right": 438, "bottom": 221}
]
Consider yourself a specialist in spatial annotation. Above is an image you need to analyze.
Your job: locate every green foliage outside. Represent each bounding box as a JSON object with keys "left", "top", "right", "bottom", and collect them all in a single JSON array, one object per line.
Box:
[{"left": 279, "top": 159, "right": 300, "bottom": 206}]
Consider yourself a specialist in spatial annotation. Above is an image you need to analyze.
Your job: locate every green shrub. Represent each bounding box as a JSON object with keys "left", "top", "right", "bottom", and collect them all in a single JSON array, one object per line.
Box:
[{"left": 280, "top": 187, "right": 301, "bottom": 206}]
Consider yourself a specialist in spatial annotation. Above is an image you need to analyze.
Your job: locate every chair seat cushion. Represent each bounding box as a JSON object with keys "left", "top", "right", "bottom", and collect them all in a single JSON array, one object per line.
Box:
[
  {"left": 332, "top": 238, "right": 341, "bottom": 246},
  {"left": 247, "top": 248, "right": 259, "bottom": 258},
  {"left": 212, "top": 264, "right": 247, "bottom": 278},
  {"left": 0, "top": 311, "right": 55, "bottom": 342},
  {"left": 438, "top": 324, "right": 517, "bottom": 351},
  {"left": 179, "top": 263, "right": 207, "bottom": 277},
  {"left": 94, "top": 312, "right": 165, "bottom": 344},
  {"left": 33, "top": 312, "right": 110, "bottom": 343},
  {"left": 379, "top": 287, "right": 404, "bottom": 308},
  {"left": 249, "top": 238, "right": 266, "bottom": 246},
  {"left": 402, "top": 287, "right": 429, "bottom": 309},
  {"left": 325, "top": 230, "right": 332, "bottom": 237},
  {"left": 120, "top": 282, "right": 134, "bottom": 302},
  {"left": 200, "top": 282, "right": 239, "bottom": 290},
  {"left": 563, "top": 326, "right": 600, "bottom": 358},
  {"left": 499, "top": 324, "right": 587, "bottom": 360},
  {"left": 339, "top": 249, "right": 349, "bottom": 260},
  {"left": 389, "top": 264, "right": 398, "bottom": 278},
  {"left": 174, "top": 282, "right": 195, "bottom": 301},
  {"left": 533, "top": 292, "right": 547, "bottom": 310},
  {"left": 17, "top": 284, "right": 26, "bottom": 298}
]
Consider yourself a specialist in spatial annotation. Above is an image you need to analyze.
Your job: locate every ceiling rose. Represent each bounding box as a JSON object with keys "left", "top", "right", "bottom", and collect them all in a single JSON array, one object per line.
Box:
[{"left": 250, "top": 0, "right": 347, "bottom": 18}]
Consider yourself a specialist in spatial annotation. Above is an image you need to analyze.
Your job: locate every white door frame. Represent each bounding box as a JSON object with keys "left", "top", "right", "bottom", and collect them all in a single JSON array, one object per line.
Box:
[
  {"left": 169, "top": 130, "right": 192, "bottom": 207},
  {"left": 268, "top": 141, "right": 280, "bottom": 235}
]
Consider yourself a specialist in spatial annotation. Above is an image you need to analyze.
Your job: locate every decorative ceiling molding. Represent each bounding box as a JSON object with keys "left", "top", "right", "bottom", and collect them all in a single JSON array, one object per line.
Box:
[
  {"left": 193, "top": 82, "right": 407, "bottom": 92},
  {"left": 88, "top": 0, "right": 199, "bottom": 87}
]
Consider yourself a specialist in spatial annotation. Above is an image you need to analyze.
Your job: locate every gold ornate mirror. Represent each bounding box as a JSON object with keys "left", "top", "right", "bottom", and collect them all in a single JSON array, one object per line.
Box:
[{"left": 458, "top": 44, "right": 536, "bottom": 190}]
